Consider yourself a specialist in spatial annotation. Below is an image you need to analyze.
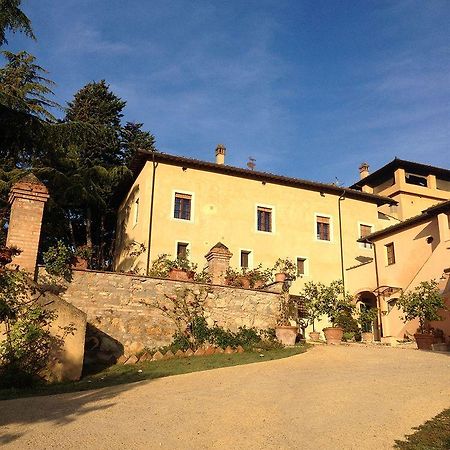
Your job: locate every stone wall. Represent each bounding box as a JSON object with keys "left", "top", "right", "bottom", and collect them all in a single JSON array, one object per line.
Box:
[{"left": 45, "top": 269, "right": 282, "bottom": 357}]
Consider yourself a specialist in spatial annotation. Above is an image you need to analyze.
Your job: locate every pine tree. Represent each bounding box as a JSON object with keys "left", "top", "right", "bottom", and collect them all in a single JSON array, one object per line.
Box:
[
  {"left": 0, "top": 0, "right": 35, "bottom": 46},
  {"left": 120, "top": 121, "right": 156, "bottom": 164},
  {"left": 0, "top": 51, "right": 59, "bottom": 121}
]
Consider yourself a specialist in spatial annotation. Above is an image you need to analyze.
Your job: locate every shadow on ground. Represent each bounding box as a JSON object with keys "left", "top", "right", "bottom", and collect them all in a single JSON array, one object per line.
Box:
[{"left": 0, "top": 381, "right": 143, "bottom": 444}]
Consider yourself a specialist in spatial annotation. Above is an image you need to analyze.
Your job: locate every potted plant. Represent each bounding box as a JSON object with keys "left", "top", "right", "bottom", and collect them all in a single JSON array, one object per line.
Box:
[
  {"left": 168, "top": 255, "right": 198, "bottom": 281},
  {"left": 275, "top": 289, "right": 298, "bottom": 346},
  {"left": 317, "top": 280, "right": 354, "bottom": 345},
  {"left": 73, "top": 245, "right": 92, "bottom": 270},
  {"left": 357, "top": 307, "right": 378, "bottom": 343},
  {"left": 273, "top": 258, "right": 297, "bottom": 283},
  {"left": 397, "top": 280, "right": 446, "bottom": 350},
  {"left": 246, "top": 264, "right": 273, "bottom": 289},
  {"left": 299, "top": 281, "right": 324, "bottom": 341}
]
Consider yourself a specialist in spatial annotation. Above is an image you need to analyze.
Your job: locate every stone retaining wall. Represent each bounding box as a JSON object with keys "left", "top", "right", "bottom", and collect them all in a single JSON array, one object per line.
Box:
[{"left": 42, "top": 269, "right": 281, "bottom": 357}]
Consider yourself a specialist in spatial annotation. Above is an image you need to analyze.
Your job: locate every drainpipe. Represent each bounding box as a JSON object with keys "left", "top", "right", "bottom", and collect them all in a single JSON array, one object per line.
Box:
[
  {"left": 146, "top": 152, "right": 158, "bottom": 275},
  {"left": 338, "top": 191, "right": 346, "bottom": 293}
]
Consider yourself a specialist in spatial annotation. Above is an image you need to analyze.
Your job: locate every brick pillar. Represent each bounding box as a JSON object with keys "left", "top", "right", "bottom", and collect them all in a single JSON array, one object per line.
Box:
[
  {"left": 6, "top": 174, "right": 49, "bottom": 275},
  {"left": 205, "top": 242, "right": 232, "bottom": 285}
]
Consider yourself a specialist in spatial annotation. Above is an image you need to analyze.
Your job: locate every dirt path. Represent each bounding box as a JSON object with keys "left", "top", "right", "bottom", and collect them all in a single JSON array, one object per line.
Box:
[{"left": 1, "top": 345, "right": 450, "bottom": 449}]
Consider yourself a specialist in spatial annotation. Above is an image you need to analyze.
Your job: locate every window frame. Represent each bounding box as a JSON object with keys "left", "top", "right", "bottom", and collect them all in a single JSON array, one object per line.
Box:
[
  {"left": 385, "top": 242, "right": 396, "bottom": 265},
  {"left": 239, "top": 249, "right": 253, "bottom": 269},
  {"left": 314, "top": 213, "right": 333, "bottom": 243},
  {"left": 255, "top": 204, "right": 275, "bottom": 234},
  {"left": 175, "top": 241, "right": 190, "bottom": 259},
  {"left": 296, "top": 256, "right": 308, "bottom": 277},
  {"left": 358, "top": 222, "right": 374, "bottom": 249},
  {"left": 172, "top": 190, "right": 195, "bottom": 223}
]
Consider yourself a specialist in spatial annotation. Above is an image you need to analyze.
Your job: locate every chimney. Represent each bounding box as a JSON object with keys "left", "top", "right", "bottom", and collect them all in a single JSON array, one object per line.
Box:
[
  {"left": 215, "top": 144, "right": 226, "bottom": 165},
  {"left": 359, "top": 163, "right": 370, "bottom": 180}
]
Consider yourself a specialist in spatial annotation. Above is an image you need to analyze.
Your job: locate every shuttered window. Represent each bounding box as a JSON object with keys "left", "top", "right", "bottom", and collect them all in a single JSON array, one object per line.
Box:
[
  {"left": 257, "top": 207, "right": 272, "bottom": 232},
  {"left": 297, "top": 258, "right": 306, "bottom": 276},
  {"left": 177, "top": 242, "right": 188, "bottom": 259},
  {"left": 174, "top": 193, "right": 191, "bottom": 220},
  {"left": 386, "top": 242, "right": 395, "bottom": 265},
  {"left": 241, "top": 250, "right": 251, "bottom": 268},
  {"left": 316, "top": 216, "right": 330, "bottom": 241}
]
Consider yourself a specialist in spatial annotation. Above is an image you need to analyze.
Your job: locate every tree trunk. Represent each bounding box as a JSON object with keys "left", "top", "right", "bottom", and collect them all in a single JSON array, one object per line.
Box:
[
  {"left": 86, "top": 207, "right": 93, "bottom": 249},
  {"left": 67, "top": 215, "right": 76, "bottom": 248}
]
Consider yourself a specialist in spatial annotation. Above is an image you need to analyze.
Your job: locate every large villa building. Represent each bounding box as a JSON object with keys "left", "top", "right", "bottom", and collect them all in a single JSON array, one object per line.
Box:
[{"left": 114, "top": 146, "right": 450, "bottom": 342}]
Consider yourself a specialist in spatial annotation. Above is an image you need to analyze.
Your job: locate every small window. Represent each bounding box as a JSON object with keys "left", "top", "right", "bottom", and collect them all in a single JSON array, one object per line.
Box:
[
  {"left": 405, "top": 173, "right": 428, "bottom": 187},
  {"left": 386, "top": 242, "right": 395, "bottom": 265},
  {"left": 297, "top": 257, "right": 306, "bottom": 276},
  {"left": 240, "top": 250, "right": 251, "bottom": 269},
  {"left": 174, "top": 193, "right": 192, "bottom": 220},
  {"left": 359, "top": 224, "right": 372, "bottom": 248},
  {"left": 134, "top": 197, "right": 139, "bottom": 225},
  {"left": 316, "top": 216, "right": 330, "bottom": 241},
  {"left": 257, "top": 207, "right": 272, "bottom": 232},
  {"left": 176, "top": 242, "right": 189, "bottom": 259}
]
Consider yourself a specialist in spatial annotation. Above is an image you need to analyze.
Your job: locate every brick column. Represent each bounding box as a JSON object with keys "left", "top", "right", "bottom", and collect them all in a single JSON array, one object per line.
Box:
[
  {"left": 6, "top": 174, "right": 49, "bottom": 275},
  {"left": 205, "top": 242, "right": 232, "bottom": 285}
]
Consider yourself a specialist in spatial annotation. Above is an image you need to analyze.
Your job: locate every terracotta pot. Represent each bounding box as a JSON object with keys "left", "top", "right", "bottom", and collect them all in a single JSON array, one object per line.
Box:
[
  {"left": 238, "top": 276, "right": 251, "bottom": 289},
  {"left": 168, "top": 268, "right": 190, "bottom": 281},
  {"left": 275, "top": 325, "right": 298, "bottom": 346},
  {"left": 72, "top": 256, "right": 88, "bottom": 270},
  {"left": 414, "top": 333, "right": 434, "bottom": 350},
  {"left": 361, "top": 332, "right": 374, "bottom": 343},
  {"left": 275, "top": 272, "right": 286, "bottom": 283},
  {"left": 323, "top": 327, "right": 344, "bottom": 345},
  {"left": 309, "top": 331, "right": 321, "bottom": 342},
  {"left": 253, "top": 280, "right": 264, "bottom": 289}
]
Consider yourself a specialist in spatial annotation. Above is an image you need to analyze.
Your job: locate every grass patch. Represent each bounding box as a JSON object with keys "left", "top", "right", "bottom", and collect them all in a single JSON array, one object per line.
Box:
[
  {"left": 395, "top": 408, "right": 450, "bottom": 449},
  {"left": 0, "top": 345, "right": 307, "bottom": 401}
]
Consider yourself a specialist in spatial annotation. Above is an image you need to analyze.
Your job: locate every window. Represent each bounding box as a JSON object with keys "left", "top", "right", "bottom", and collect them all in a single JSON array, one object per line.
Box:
[
  {"left": 297, "top": 257, "right": 306, "bottom": 276},
  {"left": 359, "top": 224, "right": 372, "bottom": 248},
  {"left": 316, "top": 216, "right": 330, "bottom": 241},
  {"left": 386, "top": 242, "right": 395, "bottom": 265},
  {"left": 134, "top": 197, "right": 139, "bottom": 225},
  {"left": 405, "top": 173, "right": 427, "bottom": 187},
  {"left": 257, "top": 207, "right": 272, "bottom": 232},
  {"left": 176, "top": 242, "right": 189, "bottom": 259},
  {"left": 240, "top": 250, "right": 251, "bottom": 269},
  {"left": 174, "top": 193, "right": 192, "bottom": 220}
]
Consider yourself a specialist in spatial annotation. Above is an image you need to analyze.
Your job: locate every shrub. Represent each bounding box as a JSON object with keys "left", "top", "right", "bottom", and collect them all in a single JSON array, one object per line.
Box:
[
  {"left": 42, "top": 240, "right": 73, "bottom": 281},
  {"left": 0, "top": 269, "right": 57, "bottom": 388},
  {"left": 397, "top": 280, "right": 446, "bottom": 334},
  {"left": 273, "top": 258, "right": 297, "bottom": 281}
]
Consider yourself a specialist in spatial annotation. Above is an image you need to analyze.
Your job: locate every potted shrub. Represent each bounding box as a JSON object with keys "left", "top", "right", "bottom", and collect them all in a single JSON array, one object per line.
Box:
[
  {"left": 246, "top": 264, "right": 273, "bottom": 289},
  {"left": 168, "top": 255, "right": 198, "bottom": 281},
  {"left": 397, "top": 280, "right": 446, "bottom": 350},
  {"left": 357, "top": 307, "right": 378, "bottom": 343},
  {"left": 273, "top": 258, "right": 297, "bottom": 283},
  {"left": 72, "top": 245, "right": 92, "bottom": 270},
  {"left": 275, "top": 290, "right": 298, "bottom": 346},
  {"left": 317, "top": 280, "right": 354, "bottom": 345},
  {"left": 299, "top": 281, "right": 324, "bottom": 341}
]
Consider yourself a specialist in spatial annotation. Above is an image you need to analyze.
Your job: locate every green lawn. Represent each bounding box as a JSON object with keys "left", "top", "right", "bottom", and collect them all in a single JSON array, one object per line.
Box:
[
  {"left": 395, "top": 408, "right": 450, "bottom": 450},
  {"left": 0, "top": 345, "right": 307, "bottom": 401}
]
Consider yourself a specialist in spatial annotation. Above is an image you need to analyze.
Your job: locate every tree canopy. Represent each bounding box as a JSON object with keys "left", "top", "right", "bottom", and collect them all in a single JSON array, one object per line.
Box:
[{"left": 0, "top": 0, "right": 35, "bottom": 46}]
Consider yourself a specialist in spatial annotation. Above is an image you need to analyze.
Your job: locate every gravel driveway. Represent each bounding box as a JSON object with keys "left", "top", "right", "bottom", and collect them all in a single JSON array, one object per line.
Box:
[{"left": 1, "top": 345, "right": 449, "bottom": 449}]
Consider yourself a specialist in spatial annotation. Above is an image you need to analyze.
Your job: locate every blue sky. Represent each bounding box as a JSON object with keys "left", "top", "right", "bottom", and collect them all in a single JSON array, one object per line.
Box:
[{"left": 4, "top": 0, "right": 450, "bottom": 185}]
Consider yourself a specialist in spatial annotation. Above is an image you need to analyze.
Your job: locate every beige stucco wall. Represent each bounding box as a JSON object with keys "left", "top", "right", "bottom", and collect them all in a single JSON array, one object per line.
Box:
[
  {"left": 362, "top": 213, "right": 450, "bottom": 340},
  {"left": 115, "top": 160, "right": 387, "bottom": 298},
  {"left": 363, "top": 168, "right": 450, "bottom": 221}
]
